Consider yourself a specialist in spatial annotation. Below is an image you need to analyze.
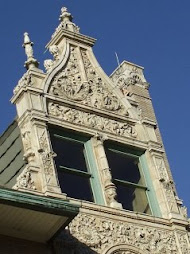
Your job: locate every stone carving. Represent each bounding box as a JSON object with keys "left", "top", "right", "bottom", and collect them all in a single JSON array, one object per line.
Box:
[
  {"left": 93, "top": 134, "right": 122, "bottom": 209},
  {"left": 114, "top": 67, "right": 149, "bottom": 96},
  {"left": 154, "top": 157, "right": 179, "bottom": 213},
  {"left": 23, "top": 32, "right": 39, "bottom": 70},
  {"left": 112, "top": 252, "right": 133, "bottom": 254},
  {"left": 108, "top": 250, "right": 139, "bottom": 254},
  {"left": 38, "top": 131, "right": 55, "bottom": 176},
  {"left": 44, "top": 59, "right": 54, "bottom": 73},
  {"left": 13, "top": 72, "right": 32, "bottom": 94},
  {"left": 48, "top": 47, "right": 128, "bottom": 116},
  {"left": 181, "top": 206, "right": 188, "bottom": 218},
  {"left": 81, "top": 50, "right": 128, "bottom": 115},
  {"left": 48, "top": 102, "right": 137, "bottom": 138},
  {"left": 177, "top": 233, "right": 190, "bottom": 254},
  {"left": 162, "top": 180, "right": 178, "bottom": 212},
  {"left": 44, "top": 45, "right": 60, "bottom": 73},
  {"left": 105, "top": 183, "right": 122, "bottom": 209},
  {"left": 116, "top": 75, "right": 130, "bottom": 96},
  {"left": 65, "top": 214, "right": 178, "bottom": 253},
  {"left": 155, "top": 157, "right": 168, "bottom": 182},
  {"left": 14, "top": 168, "right": 36, "bottom": 190},
  {"left": 52, "top": 7, "right": 80, "bottom": 38},
  {"left": 49, "top": 45, "right": 60, "bottom": 61},
  {"left": 21, "top": 124, "right": 35, "bottom": 162}
]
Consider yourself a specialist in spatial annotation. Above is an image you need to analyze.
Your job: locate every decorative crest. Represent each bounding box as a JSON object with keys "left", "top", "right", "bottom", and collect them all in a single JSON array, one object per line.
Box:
[{"left": 23, "top": 32, "right": 39, "bottom": 70}]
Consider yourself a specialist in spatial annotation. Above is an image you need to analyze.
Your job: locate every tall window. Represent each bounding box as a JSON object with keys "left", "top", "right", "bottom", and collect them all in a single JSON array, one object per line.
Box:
[
  {"left": 105, "top": 142, "right": 151, "bottom": 214},
  {"left": 49, "top": 127, "right": 93, "bottom": 202}
]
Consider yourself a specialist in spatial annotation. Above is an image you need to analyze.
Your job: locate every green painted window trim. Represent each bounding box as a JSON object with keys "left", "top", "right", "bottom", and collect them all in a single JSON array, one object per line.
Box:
[
  {"left": 105, "top": 142, "right": 161, "bottom": 217},
  {"left": 50, "top": 128, "right": 105, "bottom": 205},
  {"left": 84, "top": 140, "right": 105, "bottom": 205},
  {"left": 139, "top": 155, "right": 161, "bottom": 217}
]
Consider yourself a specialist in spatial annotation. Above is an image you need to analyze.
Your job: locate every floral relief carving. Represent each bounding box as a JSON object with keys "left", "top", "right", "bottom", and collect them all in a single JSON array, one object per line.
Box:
[
  {"left": 63, "top": 214, "right": 179, "bottom": 253},
  {"left": 180, "top": 206, "right": 188, "bottom": 218},
  {"left": 13, "top": 72, "right": 32, "bottom": 94},
  {"left": 154, "top": 157, "right": 179, "bottom": 213},
  {"left": 38, "top": 131, "right": 55, "bottom": 176},
  {"left": 14, "top": 168, "right": 36, "bottom": 190},
  {"left": 48, "top": 102, "right": 137, "bottom": 138},
  {"left": 48, "top": 47, "right": 128, "bottom": 116},
  {"left": 21, "top": 124, "right": 35, "bottom": 162},
  {"left": 81, "top": 50, "right": 128, "bottom": 115},
  {"left": 155, "top": 157, "right": 168, "bottom": 182},
  {"left": 177, "top": 233, "right": 190, "bottom": 254},
  {"left": 114, "top": 67, "right": 149, "bottom": 96}
]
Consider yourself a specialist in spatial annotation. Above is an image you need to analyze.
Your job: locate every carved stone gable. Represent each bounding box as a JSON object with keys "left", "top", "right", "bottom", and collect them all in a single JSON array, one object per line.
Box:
[{"left": 48, "top": 46, "right": 128, "bottom": 117}]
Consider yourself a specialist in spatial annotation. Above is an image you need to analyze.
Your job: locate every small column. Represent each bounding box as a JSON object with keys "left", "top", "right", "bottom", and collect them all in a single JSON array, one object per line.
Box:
[{"left": 92, "top": 133, "right": 122, "bottom": 209}]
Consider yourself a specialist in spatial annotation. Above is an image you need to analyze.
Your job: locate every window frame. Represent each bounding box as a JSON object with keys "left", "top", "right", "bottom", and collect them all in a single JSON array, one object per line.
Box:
[
  {"left": 104, "top": 142, "right": 161, "bottom": 216},
  {"left": 49, "top": 127, "right": 105, "bottom": 205}
]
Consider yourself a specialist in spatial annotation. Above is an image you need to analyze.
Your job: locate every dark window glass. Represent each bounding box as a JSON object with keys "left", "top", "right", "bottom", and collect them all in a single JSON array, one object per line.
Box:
[
  {"left": 105, "top": 148, "right": 141, "bottom": 184},
  {"left": 49, "top": 129, "right": 93, "bottom": 202},
  {"left": 105, "top": 144, "right": 150, "bottom": 214},
  {"left": 51, "top": 135, "right": 87, "bottom": 172},
  {"left": 58, "top": 171, "right": 93, "bottom": 201}
]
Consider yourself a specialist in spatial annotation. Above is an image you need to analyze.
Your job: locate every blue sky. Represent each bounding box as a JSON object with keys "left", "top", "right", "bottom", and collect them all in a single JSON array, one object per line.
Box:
[{"left": 0, "top": 1, "right": 190, "bottom": 214}]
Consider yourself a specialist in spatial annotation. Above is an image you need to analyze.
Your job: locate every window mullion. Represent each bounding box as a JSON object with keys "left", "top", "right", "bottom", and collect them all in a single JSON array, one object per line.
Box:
[
  {"left": 108, "top": 148, "right": 139, "bottom": 159},
  {"left": 59, "top": 165, "right": 92, "bottom": 178},
  {"left": 53, "top": 134, "right": 85, "bottom": 144},
  {"left": 113, "top": 178, "right": 148, "bottom": 190}
]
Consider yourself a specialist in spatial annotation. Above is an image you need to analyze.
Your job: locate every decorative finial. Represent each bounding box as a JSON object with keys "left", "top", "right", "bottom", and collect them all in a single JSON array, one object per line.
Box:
[
  {"left": 23, "top": 32, "right": 39, "bottom": 70},
  {"left": 59, "top": 7, "right": 73, "bottom": 22},
  {"left": 59, "top": 7, "right": 80, "bottom": 33}
]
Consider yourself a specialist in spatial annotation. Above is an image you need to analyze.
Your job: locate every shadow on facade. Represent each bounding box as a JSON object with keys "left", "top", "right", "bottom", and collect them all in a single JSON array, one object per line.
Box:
[{"left": 52, "top": 229, "right": 98, "bottom": 254}]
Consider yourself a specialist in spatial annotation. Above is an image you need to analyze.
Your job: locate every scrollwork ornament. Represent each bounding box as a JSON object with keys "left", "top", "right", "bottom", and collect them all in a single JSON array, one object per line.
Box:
[
  {"left": 67, "top": 214, "right": 178, "bottom": 253},
  {"left": 178, "top": 233, "right": 190, "bottom": 254},
  {"left": 39, "top": 131, "right": 56, "bottom": 176},
  {"left": 48, "top": 102, "right": 137, "bottom": 139},
  {"left": 13, "top": 72, "right": 32, "bottom": 94},
  {"left": 14, "top": 168, "right": 36, "bottom": 190},
  {"left": 48, "top": 47, "right": 129, "bottom": 116}
]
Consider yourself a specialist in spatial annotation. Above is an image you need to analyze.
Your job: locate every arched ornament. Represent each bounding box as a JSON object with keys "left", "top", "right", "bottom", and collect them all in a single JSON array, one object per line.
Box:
[
  {"left": 104, "top": 244, "right": 149, "bottom": 254},
  {"left": 42, "top": 39, "right": 138, "bottom": 120}
]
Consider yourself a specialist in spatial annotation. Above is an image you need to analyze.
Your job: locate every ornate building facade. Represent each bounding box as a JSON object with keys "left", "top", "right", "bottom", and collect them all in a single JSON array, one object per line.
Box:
[{"left": 0, "top": 6, "right": 189, "bottom": 253}]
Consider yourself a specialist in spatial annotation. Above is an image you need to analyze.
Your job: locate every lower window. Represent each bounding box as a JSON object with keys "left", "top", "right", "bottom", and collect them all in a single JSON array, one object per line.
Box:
[
  {"left": 105, "top": 142, "right": 151, "bottom": 214},
  {"left": 49, "top": 127, "right": 93, "bottom": 202}
]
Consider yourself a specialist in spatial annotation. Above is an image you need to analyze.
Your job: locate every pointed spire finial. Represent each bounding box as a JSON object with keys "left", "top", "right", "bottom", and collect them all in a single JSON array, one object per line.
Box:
[{"left": 23, "top": 32, "right": 39, "bottom": 70}]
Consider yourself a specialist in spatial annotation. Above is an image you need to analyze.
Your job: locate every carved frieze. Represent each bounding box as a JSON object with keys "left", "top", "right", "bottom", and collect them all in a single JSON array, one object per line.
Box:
[
  {"left": 59, "top": 213, "right": 179, "bottom": 253},
  {"left": 48, "top": 102, "right": 137, "bottom": 138},
  {"left": 13, "top": 72, "right": 32, "bottom": 94},
  {"left": 48, "top": 46, "right": 128, "bottom": 116}
]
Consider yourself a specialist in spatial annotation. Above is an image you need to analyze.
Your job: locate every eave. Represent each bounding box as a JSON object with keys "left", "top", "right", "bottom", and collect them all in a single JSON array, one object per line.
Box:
[{"left": 0, "top": 187, "right": 79, "bottom": 243}]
